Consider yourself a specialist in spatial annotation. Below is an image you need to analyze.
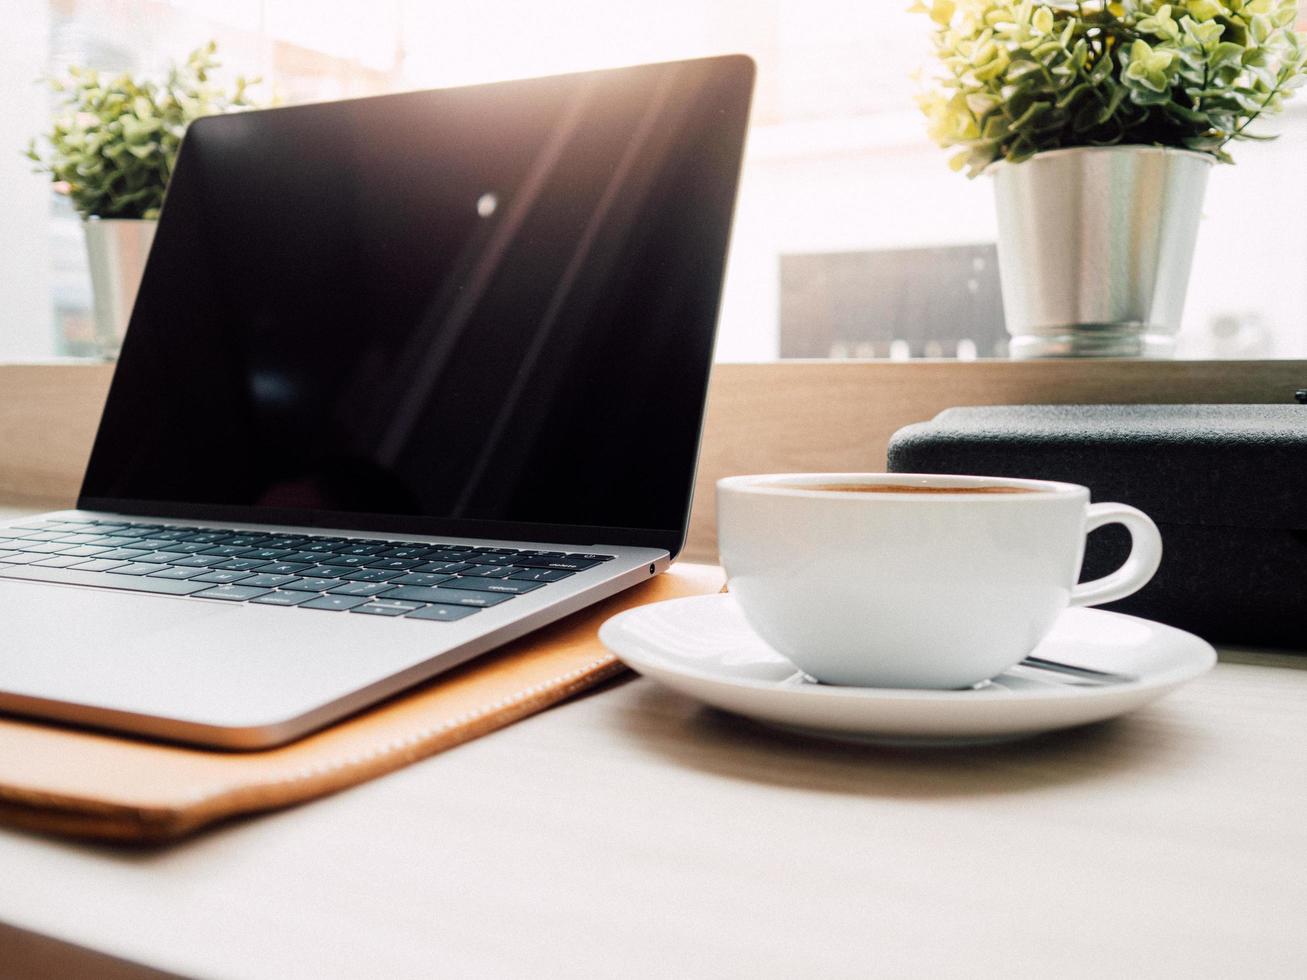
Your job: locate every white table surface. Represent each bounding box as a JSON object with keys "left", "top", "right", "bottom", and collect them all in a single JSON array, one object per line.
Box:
[{"left": 1, "top": 505, "right": 1306, "bottom": 977}]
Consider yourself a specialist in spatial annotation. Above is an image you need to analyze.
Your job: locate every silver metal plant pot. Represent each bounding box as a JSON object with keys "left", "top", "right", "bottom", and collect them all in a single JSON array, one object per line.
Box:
[
  {"left": 991, "top": 146, "right": 1213, "bottom": 358},
  {"left": 83, "top": 218, "right": 157, "bottom": 359}
]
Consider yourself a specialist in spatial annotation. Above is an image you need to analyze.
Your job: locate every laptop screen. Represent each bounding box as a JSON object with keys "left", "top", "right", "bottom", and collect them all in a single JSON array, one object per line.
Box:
[{"left": 80, "top": 56, "right": 753, "bottom": 555}]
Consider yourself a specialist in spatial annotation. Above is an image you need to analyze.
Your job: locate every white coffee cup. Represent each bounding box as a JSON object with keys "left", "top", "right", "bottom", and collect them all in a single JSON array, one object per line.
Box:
[{"left": 716, "top": 473, "right": 1163, "bottom": 689}]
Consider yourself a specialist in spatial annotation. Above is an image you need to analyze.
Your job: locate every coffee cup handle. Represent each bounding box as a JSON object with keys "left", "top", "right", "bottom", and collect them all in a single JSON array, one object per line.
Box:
[{"left": 1069, "top": 503, "right": 1163, "bottom": 608}]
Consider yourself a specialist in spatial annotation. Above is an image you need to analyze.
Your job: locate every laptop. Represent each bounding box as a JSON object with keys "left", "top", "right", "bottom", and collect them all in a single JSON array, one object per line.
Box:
[{"left": 0, "top": 54, "right": 754, "bottom": 749}]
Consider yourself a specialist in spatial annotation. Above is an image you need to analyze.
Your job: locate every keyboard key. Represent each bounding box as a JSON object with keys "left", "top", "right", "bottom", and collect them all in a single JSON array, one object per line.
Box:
[
  {"left": 257, "top": 561, "right": 314, "bottom": 575},
  {"left": 194, "top": 584, "right": 273, "bottom": 602},
  {"left": 280, "top": 577, "right": 345, "bottom": 592},
  {"left": 81, "top": 538, "right": 137, "bottom": 554},
  {"left": 351, "top": 600, "right": 423, "bottom": 617},
  {"left": 215, "top": 558, "right": 272, "bottom": 572},
  {"left": 239, "top": 574, "right": 299, "bottom": 589},
  {"left": 381, "top": 586, "right": 513, "bottom": 607},
  {"left": 439, "top": 578, "right": 543, "bottom": 595},
  {"left": 405, "top": 603, "right": 482, "bottom": 622},
  {"left": 0, "top": 566, "right": 211, "bottom": 594},
  {"left": 106, "top": 562, "right": 161, "bottom": 576},
  {"left": 68, "top": 558, "right": 129, "bottom": 572},
  {"left": 275, "top": 553, "right": 325, "bottom": 565},
  {"left": 376, "top": 586, "right": 458, "bottom": 603},
  {"left": 327, "top": 582, "right": 394, "bottom": 597},
  {"left": 179, "top": 533, "right": 230, "bottom": 545},
  {"left": 458, "top": 564, "right": 516, "bottom": 578},
  {"left": 508, "top": 568, "right": 575, "bottom": 583},
  {"left": 334, "top": 543, "right": 387, "bottom": 556},
  {"left": 390, "top": 573, "right": 455, "bottom": 588},
  {"left": 296, "top": 563, "right": 339, "bottom": 574},
  {"left": 131, "top": 538, "right": 187, "bottom": 552},
  {"left": 131, "top": 551, "right": 193, "bottom": 564},
  {"left": 148, "top": 566, "right": 206, "bottom": 580},
  {"left": 170, "top": 554, "right": 229, "bottom": 568},
  {"left": 250, "top": 591, "right": 314, "bottom": 606},
  {"left": 32, "top": 555, "right": 87, "bottom": 568},
  {"left": 413, "top": 561, "right": 476, "bottom": 575},
  {"left": 194, "top": 570, "right": 257, "bottom": 585},
  {"left": 433, "top": 590, "right": 515, "bottom": 607},
  {"left": 239, "top": 548, "right": 294, "bottom": 561},
  {"left": 21, "top": 542, "right": 79, "bottom": 554},
  {"left": 314, "top": 555, "right": 376, "bottom": 568},
  {"left": 0, "top": 551, "right": 41, "bottom": 564},
  {"left": 198, "top": 545, "right": 258, "bottom": 558},
  {"left": 377, "top": 547, "right": 438, "bottom": 559},
  {"left": 93, "top": 548, "right": 152, "bottom": 561},
  {"left": 471, "top": 547, "right": 520, "bottom": 555},
  {"left": 364, "top": 558, "right": 422, "bottom": 571},
  {"left": 512, "top": 557, "right": 600, "bottom": 571},
  {"left": 339, "top": 568, "right": 406, "bottom": 583},
  {"left": 262, "top": 536, "right": 312, "bottom": 548},
  {"left": 299, "top": 594, "right": 371, "bottom": 611},
  {"left": 151, "top": 540, "right": 205, "bottom": 553},
  {"left": 54, "top": 545, "right": 112, "bottom": 557}
]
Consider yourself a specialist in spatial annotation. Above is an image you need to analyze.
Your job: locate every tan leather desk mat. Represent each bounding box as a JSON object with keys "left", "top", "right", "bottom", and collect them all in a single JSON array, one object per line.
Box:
[{"left": 0, "top": 563, "right": 723, "bottom": 844}]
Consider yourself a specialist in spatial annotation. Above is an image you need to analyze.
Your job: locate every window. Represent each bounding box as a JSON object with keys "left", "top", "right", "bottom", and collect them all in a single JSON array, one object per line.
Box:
[{"left": 2, "top": 1, "right": 1304, "bottom": 360}]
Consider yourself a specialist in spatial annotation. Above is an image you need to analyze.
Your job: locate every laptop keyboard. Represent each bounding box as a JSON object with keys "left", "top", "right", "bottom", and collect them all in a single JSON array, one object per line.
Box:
[{"left": 0, "top": 519, "right": 615, "bottom": 622}]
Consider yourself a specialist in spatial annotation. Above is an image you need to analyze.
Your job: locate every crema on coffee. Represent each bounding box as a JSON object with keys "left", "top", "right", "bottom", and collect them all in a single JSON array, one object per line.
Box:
[{"left": 775, "top": 483, "right": 1036, "bottom": 495}]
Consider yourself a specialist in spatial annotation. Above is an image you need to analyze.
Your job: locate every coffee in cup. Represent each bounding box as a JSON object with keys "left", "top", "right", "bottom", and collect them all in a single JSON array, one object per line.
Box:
[{"left": 716, "top": 473, "right": 1162, "bottom": 689}]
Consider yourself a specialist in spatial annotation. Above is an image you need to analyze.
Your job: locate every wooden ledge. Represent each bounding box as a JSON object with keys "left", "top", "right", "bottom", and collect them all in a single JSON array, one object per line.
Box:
[{"left": 0, "top": 362, "right": 114, "bottom": 506}]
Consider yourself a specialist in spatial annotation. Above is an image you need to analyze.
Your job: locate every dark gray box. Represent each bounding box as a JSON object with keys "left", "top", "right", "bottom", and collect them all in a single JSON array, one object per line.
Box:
[{"left": 887, "top": 405, "right": 1307, "bottom": 647}]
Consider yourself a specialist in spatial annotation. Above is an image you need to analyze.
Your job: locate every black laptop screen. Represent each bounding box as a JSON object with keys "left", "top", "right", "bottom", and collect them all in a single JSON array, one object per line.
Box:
[{"left": 79, "top": 57, "right": 753, "bottom": 553}]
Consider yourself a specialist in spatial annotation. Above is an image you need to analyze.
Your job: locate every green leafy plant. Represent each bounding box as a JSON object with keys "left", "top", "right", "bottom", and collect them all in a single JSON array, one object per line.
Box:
[
  {"left": 914, "top": 1, "right": 1307, "bottom": 175},
  {"left": 27, "top": 41, "right": 257, "bottom": 219}
]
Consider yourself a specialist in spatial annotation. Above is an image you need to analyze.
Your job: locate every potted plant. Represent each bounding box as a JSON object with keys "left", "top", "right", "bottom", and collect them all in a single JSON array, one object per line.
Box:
[
  {"left": 915, "top": 1, "right": 1307, "bottom": 357},
  {"left": 28, "top": 42, "right": 256, "bottom": 358}
]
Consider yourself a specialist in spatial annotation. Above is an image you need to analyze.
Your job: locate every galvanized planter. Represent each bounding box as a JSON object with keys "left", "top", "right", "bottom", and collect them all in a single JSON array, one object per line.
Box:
[
  {"left": 990, "top": 146, "right": 1213, "bottom": 359},
  {"left": 84, "top": 217, "right": 157, "bottom": 360}
]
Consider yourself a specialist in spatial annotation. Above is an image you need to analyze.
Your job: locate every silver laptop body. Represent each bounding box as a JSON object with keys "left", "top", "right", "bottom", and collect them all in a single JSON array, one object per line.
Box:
[{"left": 0, "top": 55, "right": 754, "bottom": 748}]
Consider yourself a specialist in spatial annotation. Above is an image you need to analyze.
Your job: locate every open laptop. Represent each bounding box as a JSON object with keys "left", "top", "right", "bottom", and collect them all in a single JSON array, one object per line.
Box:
[{"left": 0, "top": 55, "right": 754, "bottom": 749}]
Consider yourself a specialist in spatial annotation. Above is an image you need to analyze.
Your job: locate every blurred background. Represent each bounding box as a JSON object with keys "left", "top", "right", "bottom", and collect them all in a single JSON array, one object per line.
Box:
[{"left": 2, "top": 0, "right": 1305, "bottom": 361}]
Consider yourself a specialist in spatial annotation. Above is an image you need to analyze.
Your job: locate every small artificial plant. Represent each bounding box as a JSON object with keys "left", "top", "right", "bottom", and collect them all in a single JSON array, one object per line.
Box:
[
  {"left": 27, "top": 41, "right": 257, "bottom": 219},
  {"left": 914, "top": 0, "right": 1307, "bottom": 174}
]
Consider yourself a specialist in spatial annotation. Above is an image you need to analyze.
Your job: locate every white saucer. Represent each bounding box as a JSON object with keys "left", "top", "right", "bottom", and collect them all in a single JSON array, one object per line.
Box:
[{"left": 598, "top": 595, "right": 1216, "bottom": 745}]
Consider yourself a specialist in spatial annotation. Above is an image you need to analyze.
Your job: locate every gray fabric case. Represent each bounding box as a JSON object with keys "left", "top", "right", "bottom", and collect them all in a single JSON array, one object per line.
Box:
[{"left": 887, "top": 405, "right": 1306, "bottom": 647}]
